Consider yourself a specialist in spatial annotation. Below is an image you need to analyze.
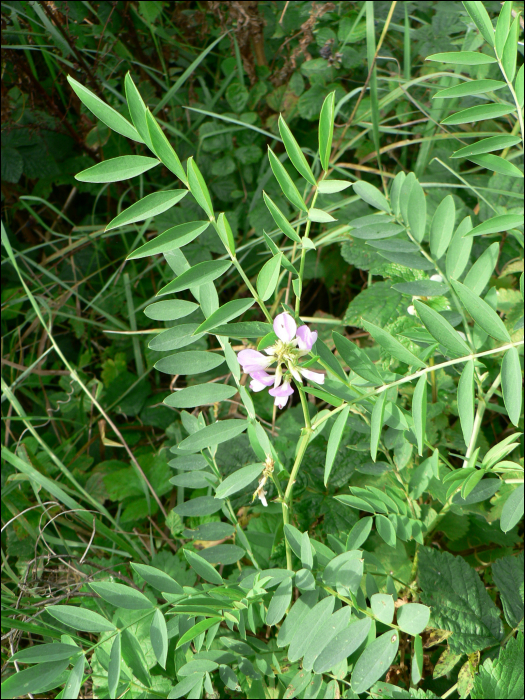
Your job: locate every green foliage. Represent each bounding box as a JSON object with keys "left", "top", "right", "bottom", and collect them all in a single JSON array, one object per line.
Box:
[{"left": 1, "top": 2, "right": 523, "bottom": 699}]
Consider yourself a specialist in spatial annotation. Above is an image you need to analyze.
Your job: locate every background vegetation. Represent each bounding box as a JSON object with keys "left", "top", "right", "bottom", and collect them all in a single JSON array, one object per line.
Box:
[{"left": 1, "top": 1, "right": 523, "bottom": 699}]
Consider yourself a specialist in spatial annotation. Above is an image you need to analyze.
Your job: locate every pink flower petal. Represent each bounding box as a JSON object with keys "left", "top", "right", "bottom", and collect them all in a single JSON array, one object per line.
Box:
[
  {"left": 296, "top": 325, "right": 317, "bottom": 351},
  {"left": 273, "top": 394, "right": 289, "bottom": 409},
  {"left": 273, "top": 312, "right": 297, "bottom": 343},
  {"left": 300, "top": 368, "right": 325, "bottom": 384},
  {"left": 251, "top": 370, "right": 274, "bottom": 387},
  {"left": 269, "top": 381, "right": 294, "bottom": 398},
  {"left": 238, "top": 349, "right": 271, "bottom": 372}
]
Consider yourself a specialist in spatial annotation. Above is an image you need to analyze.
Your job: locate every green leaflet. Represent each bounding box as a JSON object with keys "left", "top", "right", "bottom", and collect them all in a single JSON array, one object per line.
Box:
[
  {"left": 184, "top": 549, "right": 224, "bottom": 585},
  {"left": 302, "top": 606, "right": 353, "bottom": 671},
  {"left": 150, "top": 609, "right": 168, "bottom": 668},
  {"left": 446, "top": 216, "right": 473, "bottom": 279},
  {"left": 418, "top": 548, "right": 503, "bottom": 653},
  {"left": 263, "top": 191, "right": 302, "bottom": 243},
  {"left": 325, "top": 405, "right": 350, "bottom": 485},
  {"left": 90, "top": 581, "right": 153, "bottom": 609},
  {"left": 257, "top": 254, "right": 282, "bottom": 301},
  {"left": 351, "top": 630, "right": 399, "bottom": 693},
  {"left": 451, "top": 280, "right": 511, "bottom": 342},
  {"left": 195, "top": 298, "right": 254, "bottom": 333},
  {"left": 214, "top": 463, "right": 264, "bottom": 499},
  {"left": 430, "top": 194, "right": 455, "bottom": 259},
  {"left": 426, "top": 51, "right": 497, "bottom": 65},
  {"left": 127, "top": 221, "right": 210, "bottom": 259},
  {"left": 314, "top": 617, "right": 372, "bottom": 674},
  {"left": 287, "top": 596, "right": 336, "bottom": 662},
  {"left": 407, "top": 178, "right": 426, "bottom": 242},
  {"left": 412, "top": 374, "right": 428, "bottom": 456},
  {"left": 157, "top": 260, "right": 232, "bottom": 295},
  {"left": 144, "top": 300, "right": 199, "bottom": 321},
  {"left": 466, "top": 214, "right": 523, "bottom": 238},
  {"left": 76, "top": 155, "right": 160, "bottom": 183},
  {"left": 370, "top": 391, "right": 387, "bottom": 462},
  {"left": 131, "top": 563, "right": 183, "bottom": 594},
  {"left": 266, "top": 577, "right": 293, "bottom": 626},
  {"left": 277, "top": 591, "right": 319, "bottom": 648},
  {"left": 174, "top": 496, "right": 224, "bottom": 517},
  {"left": 464, "top": 242, "right": 499, "bottom": 295},
  {"left": 178, "top": 419, "right": 248, "bottom": 451},
  {"left": 125, "top": 72, "right": 154, "bottom": 149},
  {"left": 353, "top": 181, "right": 391, "bottom": 212},
  {"left": 451, "top": 135, "right": 521, "bottom": 159},
  {"left": 501, "top": 347, "right": 522, "bottom": 426},
  {"left": 333, "top": 331, "right": 383, "bottom": 384},
  {"left": 371, "top": 594, "right": 395, "bottom": 625},
  {"left": 106, "top": 190, "right": 188, "bottom": 231},
  {"left": 63, "top": 655, "right": 85, "bottom": 699},
  {"left": 1, "top": 659, "right": 71, "bottom": 699},
  {"left": 463, "top": 1, "right": 495, "bottom": 46},
  {"left": 442, "top": 104, "right": 516, "bottom": 125},
  {"left": 164, "top": 383, "right": 237, "bottom": 409},
  {"left": 346, "top": 517, "right": 374, "bottom": 550},
  {"left": 121, "top": 627, "right": 151, "bottom": 688},
  {"left": 458, "top": 360, "right": 475, "bottom": 446},
  {"left": 434, "top": 79, "right": 506, "bottom": 99},
  {"left": 319, "top": 91, "right": 335, "bottom": 171},
  {"left": 502, "top": 15, "right": 520, "bottom": 83},
  {"left": 397, "top": 603, "right": 430, "bottom": 635},
  {"left": 9, "top": 643, "right": 81, "bottom": 664},
  {"left": 108, "top": 633, "right": 121, "bottom": 699},
  {"left": 495, "top": 1, "right": 512, "bottom": 59},
  {"left": 500, "top": 485, "right": 524, "bottom": 533},
  {"left": 148, "top": 324, "right": 204, "bottom": 351},
  {"left": 267, "top": 147, "right": 308, "bottom": 212},
  {"left": 154, "top": 351, "right": 225, "bottom": 375},
  {"left": 146, "top": 109, "right": 188, "bottom": 184},
  {"left": 362, "top": 320, "right": 427, "bottom": 368},
  {"left": 279, "top": 115, "right": 316, "bottom": 185},
  {"left": 187, "top": 157, "right": 214, "bottom": 218},
  {"left": 46, "top": 605, "right": 116, "bottom": 633},
  {"left": 414, "top": 301, "right": 471, "bottom": 357}
]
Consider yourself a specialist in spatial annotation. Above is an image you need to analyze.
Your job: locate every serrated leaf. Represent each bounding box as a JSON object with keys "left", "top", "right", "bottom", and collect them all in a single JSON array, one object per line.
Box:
[
  {"left": 362, "top": 320, "right": 426, "bottom": 368},
  {"left": 397, "top": 603, "right": 431, "bottom": 635},
  {"left": 426, "top": 51, "right": 497, "bottom": 65},
  {"left": 419, "top": 548, "right": 503, "bottom": 653},
  {"left": 154, "top": 351, "right": 225, "bottom": 376},
  {"left": 76, "top": 155, "right": 159, "bottom": 183},
  {"left": 178, "top": 419, "right": 248, "bottom": 451},
  {"left": 67, "top": 75, "right": 142, "bottom": 142},
  {"left": 492, "top": 553, "right": 524, "bottom": 630},
  {"left": 414, "top": 301, "right": 471, "bottom": 357},
  {"left": 501, "top": 347, "right": 522, "bottom": 426},
  {"left": 442, "top": 104, "right": 516, "bottom": 125},
  {"left": 127, "top": 221, "right": 210, "bottom": 259},
  {"left": 471, "top": 632, "right": 524, "bottom": 699},
  {"left": 313, "top": 617, "right": 372, "bottom": 674},
  {"left": 413, "top": 374, "right": 428, "bottom": 456},
  {"left": 263, "top": 191, "right": 302, "bottom": 243},
  {"left": 351, "top": 630, "right": 399, "bottom": 693},
  {"left": 430, "top": 195, "right": 455, "bottom": 259},
  {"left": 353, "top": 181, "right": 390, "bottom": 212},
  {"left": 451, "top": 280, "right": 511, "bottom": 342},
  {"left": 279, "top": 115, "right": 316, "bottom": 185},
  {"left": 319, "top": 91, "right": 335, "bottom": 171},
  {"left": 106, "top": 190, "right": 188, "bottom": 231},
  {"left": 150, "top": 609, "right": 168, "bottom": 668},
  {"left": 46, "top": 605, "right": 116, "bottom": 633},
  {"left": 500, "top": 485, "right": 524, "bottom": 533},
  {"left": 268, "top": 148, "right": 308, "bottom": 212},
  {"left": 266, "top": 576, "right": 293, "bottom": 626},
  {"left": 187, "top": 157, "right": 213, "bottom": 218},
  {"left": 458, "top": 360, "right": 475, "bottom": 446},
  {"left": 452, "top": 134, "right": 521, "bottom": 158},
  {"left": 146, "top": 109, "right": 188, "bottom": 184},
  {"left": 90, "top": 581, "right": 153, "bottom": 610},
  {"left": 184, "top": 549, "right": 223, "bottom": 585}
]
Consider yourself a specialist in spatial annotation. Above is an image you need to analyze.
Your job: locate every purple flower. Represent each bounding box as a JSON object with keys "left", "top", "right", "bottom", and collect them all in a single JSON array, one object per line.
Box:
[
  {"left": 269, "top": 381, "right": 294, "bottom": 409},
  {"left": 237, "top": 312, "right": 325, "bottom": 409},
  {"left": 296, "top": 324, "right": 317, "bottom": 351}
]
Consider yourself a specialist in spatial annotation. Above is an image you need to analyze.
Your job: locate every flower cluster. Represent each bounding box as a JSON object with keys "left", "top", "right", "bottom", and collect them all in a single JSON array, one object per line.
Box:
[{"left": 238, "top": 312, "right": 324, "bottom": 409}]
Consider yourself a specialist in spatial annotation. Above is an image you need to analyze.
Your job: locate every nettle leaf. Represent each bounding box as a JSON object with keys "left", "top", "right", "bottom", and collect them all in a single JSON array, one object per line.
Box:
[
  {"left": 67, "top": 75, "right": 142, "bottom": 142},
  {"left": 90, "top": 581, "right": 153, "bottom": 609},
  {"left": 351, "top": 630, "right": 399, "bottom": 693},
  {"left": 127, "top": 221, "right": 210, "bottom": 259},
  {"left": 418, "top": 548, "right": 503, "bottom": 653},
  {"left": 106, "top": 190, "right": 188, "bottom": 231},
  {"left": 471, "top": 632, "right": 524, "bottom": 700},
  {"left": 76, "top": 155, "right": 160, "bottom": 183}
]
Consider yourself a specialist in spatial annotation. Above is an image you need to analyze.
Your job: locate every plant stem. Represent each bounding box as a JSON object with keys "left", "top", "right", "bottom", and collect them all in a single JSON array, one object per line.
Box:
[
  {"left": 462, "top": 373, "right": 502, "bottom": 467},
  {"left": 282, "top": 430, "right": 311, "bottom": 570}
]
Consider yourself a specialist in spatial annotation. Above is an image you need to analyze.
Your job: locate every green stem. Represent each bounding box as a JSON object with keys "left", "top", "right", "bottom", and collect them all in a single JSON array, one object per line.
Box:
[
  {"left": 296, "top": 383, "right": 312, "bottom": 429},
  {"left": 282, "top": 430, "right": 311, "bottom": 570},
  {"left": 462, "top": 373, "right": 502, "bottom": 467}
]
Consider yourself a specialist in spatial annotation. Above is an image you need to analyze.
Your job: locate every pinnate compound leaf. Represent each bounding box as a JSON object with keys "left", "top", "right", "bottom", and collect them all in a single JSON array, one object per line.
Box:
[
  {"left": 131, "top": 563, "right": 183, "bottom": 595},
  {"left": 351, "top": 630, "right": 399, "bottom": 693},
  {"left": 325, "top": 405, "right": 350, "bottom": 486},
  {"left": 106, "top": 190, "right": 188, "bottom": 231},
  {"left": 458, "top": 360, "right": 475, "bottom": 446},
  {"left": 184, "top": 549, "right": 223, "bottom": 585},
  {"left": 121, "top": 628, "right": 151, "bottom": 688},
  {"left": 397, "top": 603, "right": 431, "bottom": 635},
  {"left": 492, "top": 553, "right": 524, "bottom": 630},
  {"left": 9, "top": 643, "right": 81, "bottom": 664},
  {"left": 90, "top": 581, "right": 153, "bottom": 609},
  {"left": 67, "top": 75, "right": 142, "bottom": 142},
  {"left": 1, "top": 659, "right": 70, "bottom": 699},
  {"left": 128, "top": 221, "right": 209, "bottom": 259},
  {"left": 279, "top": 115, "right": 316, "bottom": 185},
  {"left": 108, "top": 633, "right": 121, "bottom": 699},
  {"left": 362, "top": 320, "right": 426, "bottom": 368},
  {"left": 353, "top": 181, "right": 391, "bottom": 212},
  {"left": 164, "top": 383, "right": 237, "bottom": 409},
  {"left": 500, "top": 485, "right": 524, "bottom": 533},
  {"left": 314, "top": 616, "right": 372, "bottom": 674},
  {"left": 266, "top": 577, "right": 293, "bottom": 626},
  {"left": 150, "top": 609, "right": 168, "bottom": 668},
  {"left": 471, "top": 632, "right": 524, "bottom": 699},
  {"left": 501, "top": 347, "right": 522, "bottom": 426},
  {"left": 426, "top": 51, "right": 497, "bottom": 65},
  {"left": 76, "top": 155, "right": 159, "bottom": 183},
  {"left": 215, "top": 463, "right": 264, "bottom": 499},
  {"left": 418, "top": 548, "right": 503, "bottom": 653},
  {"left": 451, "top": 280, "right": 511, "bottom": 342},
  {"left": 414, "top": 301, "right": 471, "bottom": 357},
  {"left": 187, "top": 157, "right": 213, "bottom": 218},
  {"left": 46, "top": 605, "right": 116, "bottom": 633}
]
